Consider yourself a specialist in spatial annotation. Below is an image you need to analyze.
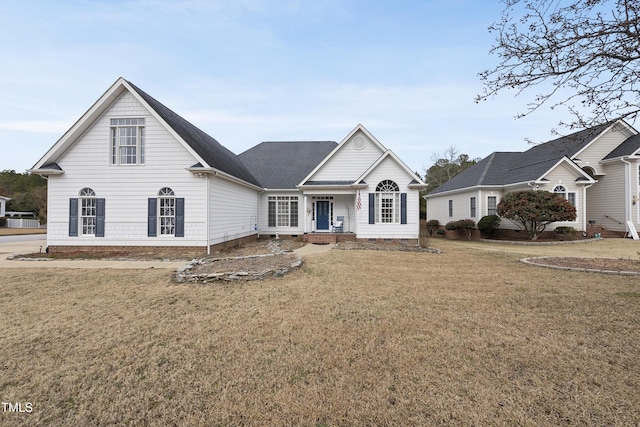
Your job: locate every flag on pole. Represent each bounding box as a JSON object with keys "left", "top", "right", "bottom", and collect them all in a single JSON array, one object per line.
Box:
[{"left": 356, "top": 190, "right": 362, "bottom": 210}]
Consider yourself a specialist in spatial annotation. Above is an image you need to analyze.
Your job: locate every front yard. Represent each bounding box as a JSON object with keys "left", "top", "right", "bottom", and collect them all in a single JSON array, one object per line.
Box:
[{"left": 1, "top": 239, "right": 639, "bottom": 426}]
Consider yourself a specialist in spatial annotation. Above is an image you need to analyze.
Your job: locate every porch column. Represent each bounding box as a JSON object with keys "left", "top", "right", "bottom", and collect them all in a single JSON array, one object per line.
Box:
[{"left": 303, "top": 195, "right": 308, "bottom": 234}]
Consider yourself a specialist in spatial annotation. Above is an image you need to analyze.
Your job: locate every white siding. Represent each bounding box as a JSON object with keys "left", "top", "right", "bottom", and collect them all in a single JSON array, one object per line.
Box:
[
  {"left": 311, "top": 131, "right": 384, "bottom": 182},
  {"left": 356, "top": 157, "right": 420, "bottom": 239},
  {"left": 538, "top": 163, "right": 583, "bottom": 230},
  {"left": 208, "top": 176, "right": 259, "bottom": 245},
  {"left": 47, "top": 92, "right": 209, "bottom": 247}
]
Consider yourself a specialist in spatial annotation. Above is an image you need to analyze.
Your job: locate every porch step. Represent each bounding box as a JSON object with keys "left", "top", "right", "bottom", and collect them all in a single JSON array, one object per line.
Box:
[{"left": 304, "top": 234, "right": 337, "bottom": 244}]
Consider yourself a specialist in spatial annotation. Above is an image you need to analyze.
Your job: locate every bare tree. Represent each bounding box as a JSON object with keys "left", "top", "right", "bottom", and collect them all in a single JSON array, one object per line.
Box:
[
  {"left": 477, "top": 0, "right": 640, "bottom": 130},
  {"left": 424, "top": 147, "right": 479, "bottom": 193}
]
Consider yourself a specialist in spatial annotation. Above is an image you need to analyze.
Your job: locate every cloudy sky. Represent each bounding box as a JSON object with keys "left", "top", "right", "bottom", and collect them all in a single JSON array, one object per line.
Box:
[{"left": 1, "top": 0, "right": 572, "bottom": 175}]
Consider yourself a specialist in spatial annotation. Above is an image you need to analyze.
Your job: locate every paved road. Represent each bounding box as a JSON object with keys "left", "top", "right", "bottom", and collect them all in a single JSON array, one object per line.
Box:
[{"left": 0, "top": 233, "right": 47, "bottom": 243}]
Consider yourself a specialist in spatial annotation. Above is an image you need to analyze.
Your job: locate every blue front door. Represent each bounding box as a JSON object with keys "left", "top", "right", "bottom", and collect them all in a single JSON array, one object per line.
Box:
[{"left": 317, "top": 201, "right": 330, "bottom": 231}]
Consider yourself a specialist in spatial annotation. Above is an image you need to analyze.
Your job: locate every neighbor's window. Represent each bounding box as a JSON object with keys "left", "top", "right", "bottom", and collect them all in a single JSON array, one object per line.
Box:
[
  {"left": 111, "top": 118, "right": 145, "bottom": 165},
  {"left": 553, "top": 185, "right": 576, "bottom": 207},
  {"left": 79, "top": 187, "right": 96, "bottom": 236},
  {"left": 375, "top": 180, "right": 400, "bottom": 224},
  {"left": 448, "top": 199, "right": 453, "bottom": 217},
  {"left": 158, "top": 187, "right": 175, "bottom": 236},
  {"left": 470, "top": 197, "right": 476, "bottom": 217},
  {"left": 487, "top": 196, "right": 497, "bottom": 216},
  {"left": 268, "top": 196, "right": 298, "bottom": 227}
]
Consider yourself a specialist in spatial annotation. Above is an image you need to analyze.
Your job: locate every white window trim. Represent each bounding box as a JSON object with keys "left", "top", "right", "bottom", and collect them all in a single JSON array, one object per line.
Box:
[
  {"left": 268, "top": 196, "right": 299, "bottom": 227},
  {"left": 79, "top": 187, "right": 96, "bottom": 236},
  {"left": 158, "top": 187, "right": 175, "bottom": 236},
  {"left": 110, "top": 118, "right": 145, "bottom": 166},
  {"left": 375, "top": 180, "right": 400, "bottom": 224}
]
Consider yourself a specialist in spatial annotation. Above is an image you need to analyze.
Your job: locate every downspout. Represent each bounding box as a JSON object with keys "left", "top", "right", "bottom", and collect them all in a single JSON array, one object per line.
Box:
[
  {"left": 582, "top": 182, "right": 594, "bottom": 233},
  {"left": 621, "top": 157, "right": 631, "bottom": 231},
  {"left": 206, "top": 174, "right": 211, "bottom": 256}
]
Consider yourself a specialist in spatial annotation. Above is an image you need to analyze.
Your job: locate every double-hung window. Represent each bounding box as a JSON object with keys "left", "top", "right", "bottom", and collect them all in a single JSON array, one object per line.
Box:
[
  {"left": 268, "top": 196, "right": 298, "bottom": 227},
  {"left": 487, "top": 196, "right": 497, "bottom": 216},
  {"left": 111, "top": 118, "right": 145, "bottom": 165}
]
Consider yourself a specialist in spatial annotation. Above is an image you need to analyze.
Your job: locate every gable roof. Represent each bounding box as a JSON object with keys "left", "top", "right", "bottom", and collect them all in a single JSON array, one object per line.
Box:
[
  {"left": 126, "top": 81, "right": 261, "bottom": 186},
  {"left": 31, "top": 78, "right": 260, "bottom": 187},
  {"left": 603, "top": 133, "right": 640, "bottom": 160},
  {"left": 238, "top": 141, "right": 337, "bottom": 189},
  {"left": 427, "top": 122, "right": 616, "bottom": 196}
]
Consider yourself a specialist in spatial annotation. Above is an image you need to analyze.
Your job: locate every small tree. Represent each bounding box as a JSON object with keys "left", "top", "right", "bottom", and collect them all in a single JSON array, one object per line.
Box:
[{"left": 497, "top": 190, "right": 577, "bottom": 240}]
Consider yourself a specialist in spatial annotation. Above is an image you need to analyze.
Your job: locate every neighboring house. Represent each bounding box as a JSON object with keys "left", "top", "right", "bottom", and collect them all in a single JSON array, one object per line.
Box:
[
  {"left": 0, "top": 196, "right": 9, "bottom": 217},
  {"left": 425, "top": 120, "right": 640, "bottom": 235},
  {"left": 30, "top": 78, "right": 426, "bottom": 253}
]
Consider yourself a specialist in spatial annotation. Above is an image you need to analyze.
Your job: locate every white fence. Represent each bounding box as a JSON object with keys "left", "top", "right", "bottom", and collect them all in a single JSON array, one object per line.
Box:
[{"left": 6, "top": 218, "right": 46, "bottom": 229}]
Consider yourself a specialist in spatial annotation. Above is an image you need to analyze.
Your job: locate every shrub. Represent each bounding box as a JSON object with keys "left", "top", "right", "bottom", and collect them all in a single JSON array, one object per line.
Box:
[
  {"left": 425, "top": 219, "right": 440, "bottom": 236},
  {"left": 445, "top": 219, "right": 476, "bottom": 240},
  {"left": 436, "top": 228, "right": 445, "bottom": 235},
  {"left": 477, "top": 215, "right": 501, "bottom": 234},
  {"left": 0, "top": 217, "right": 6, "bottom": 227}
]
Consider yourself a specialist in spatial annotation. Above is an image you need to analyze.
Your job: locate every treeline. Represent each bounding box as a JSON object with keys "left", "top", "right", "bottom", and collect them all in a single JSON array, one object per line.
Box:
[{"left": 0, "top": 170, "right": 47, "bottom": 223}]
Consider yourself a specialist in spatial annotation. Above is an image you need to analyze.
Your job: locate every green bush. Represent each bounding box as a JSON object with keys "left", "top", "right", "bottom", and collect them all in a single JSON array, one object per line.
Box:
[
  {"left": 426, "top": 219, "right": 440, "bottom": 236},
  {"left": 477, "top": 215, "right": 501, "bottom": 234},
  {"left": 445, "top": 219, "right": 476, "bottom": 240}
]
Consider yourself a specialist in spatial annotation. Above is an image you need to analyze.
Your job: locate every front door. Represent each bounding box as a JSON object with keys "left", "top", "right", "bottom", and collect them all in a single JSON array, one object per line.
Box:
[{"left": 316, "top": 201, "right": 330, "bottom": 231}]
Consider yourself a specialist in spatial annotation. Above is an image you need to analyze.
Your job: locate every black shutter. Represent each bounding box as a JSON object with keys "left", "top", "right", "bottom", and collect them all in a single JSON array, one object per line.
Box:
[
  {"left": 69, "top": 198, "right": 78, "bottom": 237},
  {"left": 368, "top": 193, "right": 375, "bottom": 224},
  {"left": 400, "top": 193, "right": 407, "bottom": 224},
  {"left": 148, "top": 198, "right": 157, "bottom": 237},
  {"left": 96, "top": 198, "right": 106, "bottom": 237},
  {"left": 175, "top": 198, "right": 185, "bottom": 237}
]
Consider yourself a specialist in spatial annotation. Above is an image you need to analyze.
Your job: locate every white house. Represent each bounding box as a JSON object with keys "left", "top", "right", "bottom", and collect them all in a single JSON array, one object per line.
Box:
[
  {"left": 425, "top": 120, "right": 640, "bottom": 236},
  {"left": 30, "top": 78, "right": 426, "bottom": 254},
  {"left": 0, "top": 196, "right": 9, "bottom": 218}
]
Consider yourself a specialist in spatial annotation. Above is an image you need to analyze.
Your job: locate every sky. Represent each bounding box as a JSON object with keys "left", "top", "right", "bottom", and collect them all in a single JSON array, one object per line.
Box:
[{"left": 0, "top": 0, "right": 575, "bottom": 176}]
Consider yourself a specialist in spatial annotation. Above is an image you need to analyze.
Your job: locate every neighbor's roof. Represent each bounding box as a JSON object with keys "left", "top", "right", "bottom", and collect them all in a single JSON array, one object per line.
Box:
[
  {"left": 428, "top": 123, "right": 613, "bottom": 195},
  {"left": 127, "top": 80, "right": 261, "bottom": 187},
  {"left": 238, "top": 141, "right": 338, "bottom": 189}
]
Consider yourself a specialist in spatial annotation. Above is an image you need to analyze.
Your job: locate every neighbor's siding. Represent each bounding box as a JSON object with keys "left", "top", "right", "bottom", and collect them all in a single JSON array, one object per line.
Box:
[
  {"left": 587, "top": 161, "right": 628, "bottom": 232},
  {"left": 575, "top": 125, "right": 633, "bottom": 175},
  {"left": 311, "top": 131, "right": 384, "bottom": 182},
  {"left": 207, "top": 176, "right": 259, "bottom": 245},
  {"left": 46, "top": 91, "right": 208, "bottom": 247}
]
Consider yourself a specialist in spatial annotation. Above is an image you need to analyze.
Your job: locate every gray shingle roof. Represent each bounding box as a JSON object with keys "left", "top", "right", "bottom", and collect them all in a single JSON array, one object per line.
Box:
[
  {"left": 238, "top": 141, "right": 337, "bottom": 189},
  {"left": 603, "top": 133, "right": 640, "bottom": 159},
  {"left": 428, "top": 123, "right": 613, "bottom": 195},
  {"left": 127, "top": 80, "right": 261, "bottom": 187}
]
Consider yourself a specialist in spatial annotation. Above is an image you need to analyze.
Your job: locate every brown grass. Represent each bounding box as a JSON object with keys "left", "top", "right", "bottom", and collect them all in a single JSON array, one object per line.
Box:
[{"left": 1, "top": 239, "right": 639, "bottom": 426}]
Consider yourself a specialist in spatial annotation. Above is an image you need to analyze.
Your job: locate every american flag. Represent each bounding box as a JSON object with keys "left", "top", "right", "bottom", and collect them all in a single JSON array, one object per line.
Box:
[{"left": 356, "top": 190, "right": 362, "bottom": 210}]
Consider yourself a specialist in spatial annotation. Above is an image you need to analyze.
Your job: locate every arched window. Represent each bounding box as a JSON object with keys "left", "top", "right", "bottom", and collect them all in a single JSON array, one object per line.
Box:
[
  {"left": 375, "top": 180, "right": 400, "bottom": 223},
  {"left": 553, "top": 185, "right": 576, "bottom": 207},
  {"left": 79, "top": 188, "right": 97, "bottom": 235},
  {"left": 158, "top": 187, "right": 175, "bottom": 236}
]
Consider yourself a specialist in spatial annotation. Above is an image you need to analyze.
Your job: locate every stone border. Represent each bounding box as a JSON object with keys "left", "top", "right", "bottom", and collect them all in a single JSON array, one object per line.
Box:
[
  {"left": 520, "top": 257, "right": 640, "bottom": 276},
  {"left": 481, "top": 238, "right": 600, "bottom": 246},
  {"left": 175, "top": 239, "right": 302, "bottom": 284}
]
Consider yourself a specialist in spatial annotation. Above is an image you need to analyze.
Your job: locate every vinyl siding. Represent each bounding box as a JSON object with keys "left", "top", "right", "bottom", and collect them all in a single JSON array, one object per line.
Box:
[
  {"left": 311, "top": 131, "right": 384, "bottom": 182},
  {"left": 46, "top": 92, "right": 208, "bottom": 247},
  {"left": 587, "top": 162, "right": 628, "bottom": 232},
  {"left": 356, "top": 157, "right": 420, "bottom": 239},
  {"left": 575, "top": 126, "right": 632, "bottom": 174},
  {"left": 538, "top": 163, "right": 582, "bottom": 229},
  {"left": 208, "top": 175, "right": 259, "bottom": 245}
]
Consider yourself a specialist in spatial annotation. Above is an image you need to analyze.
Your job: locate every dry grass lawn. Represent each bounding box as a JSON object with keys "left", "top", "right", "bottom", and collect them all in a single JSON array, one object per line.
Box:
[
  {"left": 0, "top": 228, "right": 45, "bottom": 236},
  {"left": 1, "top": 239, "right": 639, "bottom": 426}
]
